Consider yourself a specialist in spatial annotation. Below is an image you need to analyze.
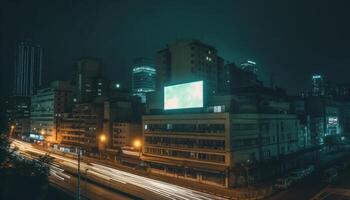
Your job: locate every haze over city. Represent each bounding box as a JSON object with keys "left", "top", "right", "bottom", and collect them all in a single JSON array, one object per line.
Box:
[{"left": 1, "top": 1, "right": 350, "bottom": 200}]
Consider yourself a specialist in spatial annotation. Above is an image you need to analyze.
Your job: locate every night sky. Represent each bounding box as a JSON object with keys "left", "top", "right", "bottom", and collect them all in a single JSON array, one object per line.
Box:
[{"left": 1, "top": 0, "right": 350, "bottom": 96}]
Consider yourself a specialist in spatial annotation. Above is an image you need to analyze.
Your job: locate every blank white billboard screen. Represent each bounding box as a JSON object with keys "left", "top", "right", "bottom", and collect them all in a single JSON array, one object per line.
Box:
[{"left": 164, "top": 81, "right": 203, "bottom": 110}]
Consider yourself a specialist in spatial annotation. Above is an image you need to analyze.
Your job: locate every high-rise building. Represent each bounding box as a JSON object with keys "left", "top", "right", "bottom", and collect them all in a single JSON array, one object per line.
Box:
[
  {"left": 312, "top": 74, "right": 327, "bottom": 96},
  {"left": 14, "top": 41, "right": 43, "bottom": 96},
  {"left": 132, "top": 57, "right": 156, "bottom": 103},
  {"left": 31, "top": 81, "right": 74, "bottom": 143},
  {"left": 94, "top": 76, "right": 110, "bottom": 98},
  {"left": 156, "top": 40, "right": 219, "bottom": 95},
  {"left": 240, "top": 60, "right": 258, "bottom": 75},
  {"left": 71, "top": 58, "right": 102, "bottom": 102},
  {"left": 218, "top": 62, "right": 263, "bottom": 94}
]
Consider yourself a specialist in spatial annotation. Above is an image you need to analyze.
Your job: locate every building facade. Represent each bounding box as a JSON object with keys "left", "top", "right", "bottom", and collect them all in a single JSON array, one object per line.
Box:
[
  {"left": 31, "top": 81, "right": 74, "bottom": 143},
  {"left": 312, "top": 75, "right": 327, "bottom": 96},
  {"left": 5, "top": 96, "right": 31, "bottom": 137},
  {"left": 156, "top": 40, "right": 219, "bottom": 95},
  {"left": 240, "top": 60, "right": 258, "bottom": 75},
  {"left": 58, "top": 102, "right": 104, "bottom": 152},
  {"left": 218, "top": 62, "right": 263, "bottom": 95},
  {"left": 132, "top": 57, "right": 156, "bottom": 103},
  {"left": 71, "top": 58, "right": 103, "bottom": 102},
  {"left": 142, "top": 112, "right": 300, "bottom": 188},
  {"left": 112, "top": 122, "right": 142, "bottom": 148},
  {"left": 14, "top": 41, "right": 43, "bottom": 96}
]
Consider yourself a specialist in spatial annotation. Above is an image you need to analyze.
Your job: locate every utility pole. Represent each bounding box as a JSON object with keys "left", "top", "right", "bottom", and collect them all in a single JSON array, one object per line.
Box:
[{"left": 77, "top": 147, "right": 81, "bottom": 200}]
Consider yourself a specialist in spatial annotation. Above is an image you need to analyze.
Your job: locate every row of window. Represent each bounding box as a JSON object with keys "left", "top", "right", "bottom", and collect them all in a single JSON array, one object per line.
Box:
[
  {"left": 232, "top": 135, "right": 296, "bottom": 149},
  {"left": 145, "top": 147, "right": 225, "bottom": 163},
  {"left": 145, "top": 136, "right": 225, "bottom": 150},
  {"left": 145, "top": 123, "right": 225, "bottom": 133}
]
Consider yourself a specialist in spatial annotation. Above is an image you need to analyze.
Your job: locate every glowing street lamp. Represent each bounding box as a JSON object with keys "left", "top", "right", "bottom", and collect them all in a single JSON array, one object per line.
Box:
[
  {"left": 40, "top": 130, "right": 45, "bottom": 135},
  {"left": 11, "top": 125, "right": 15, "bottom": 129},
  {"left": 133, "top": 139, "right": 142, "bottom": 159},
  {"left": 100, "top": 134, "right": 106, "bottom": 142},
  {"left": 133, "top": 140, "right": 141, "bottom": 149}
]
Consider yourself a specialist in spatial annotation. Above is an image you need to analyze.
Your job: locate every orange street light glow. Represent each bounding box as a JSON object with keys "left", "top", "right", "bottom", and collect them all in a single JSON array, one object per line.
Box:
[
  {"left": 133, "top": 140, "right": 141, "bottom": 148},
  {"left": 100, "top": 134, "right": 106, "bottom": 142}
]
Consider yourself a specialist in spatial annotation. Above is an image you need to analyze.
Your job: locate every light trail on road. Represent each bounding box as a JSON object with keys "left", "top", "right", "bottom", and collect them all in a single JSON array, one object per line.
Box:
[{"left": 12, "top": 139, "right": 228, "bottom": 200}]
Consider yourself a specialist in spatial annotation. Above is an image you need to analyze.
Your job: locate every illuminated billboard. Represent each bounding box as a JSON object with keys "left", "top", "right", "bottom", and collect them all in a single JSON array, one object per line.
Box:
[{"left": 164, "top": 81, "right": 203, "bottom": 110}]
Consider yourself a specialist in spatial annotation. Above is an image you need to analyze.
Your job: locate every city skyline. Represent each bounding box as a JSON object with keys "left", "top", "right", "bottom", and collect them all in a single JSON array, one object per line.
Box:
[
  {"left": 2, "top": 0, "right": 350, "bottom": 97},
  {"left": 2, "top": 1, "right": 350, "bottom": 200}
]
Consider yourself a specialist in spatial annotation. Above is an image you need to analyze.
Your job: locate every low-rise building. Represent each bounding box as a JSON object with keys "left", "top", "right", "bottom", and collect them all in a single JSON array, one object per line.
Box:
[
  {"left": 58, "top": 102, "right": 104, "bottom": 152},
  {"left": 142, "top": 112, "right": 299, "bottom": 188},
  {"left": 112, "top": 122, "right": 141, "bottom": 148},
  {"left": 4, "top": 96, "right": 31, "bottom": 137}
]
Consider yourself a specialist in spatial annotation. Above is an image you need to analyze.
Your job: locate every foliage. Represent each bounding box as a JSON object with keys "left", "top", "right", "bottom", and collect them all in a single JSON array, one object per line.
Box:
[{"left": 0, "top": 136, "right": 50, "bottom": 200}]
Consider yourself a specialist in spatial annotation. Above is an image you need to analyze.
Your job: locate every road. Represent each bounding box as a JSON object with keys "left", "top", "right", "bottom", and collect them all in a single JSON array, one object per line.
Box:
[
  {"left": 50, "top": 171, "right": 132, "bottom": 200},
  {"left": 266, "top": 173, "right": 327, "bottom": 200},
  {"left": 12, "top": 139, "right": 227, "bottom": 200}
]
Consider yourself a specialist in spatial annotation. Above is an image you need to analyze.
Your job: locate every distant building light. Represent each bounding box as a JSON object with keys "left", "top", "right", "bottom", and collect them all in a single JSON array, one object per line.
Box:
[
  {"left": 98, "top": 82, "right": 102, "bottom": 85},
  {"left": 247, "top": 60, "right": 256, "bottom": 65},
  {"left": 312, "top": 75, "right": 321, "bottom": 79},
  {"left": 132, "top": 66, "right": 156, "bottom": 73},
  {"left": 116, "top": 84, "right": 120, "bottom": 88}
]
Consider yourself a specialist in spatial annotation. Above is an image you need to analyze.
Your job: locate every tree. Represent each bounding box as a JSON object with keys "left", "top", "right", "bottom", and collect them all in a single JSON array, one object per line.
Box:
[{"left": 0, "top": 136, "right": 51, "bottom": 200}]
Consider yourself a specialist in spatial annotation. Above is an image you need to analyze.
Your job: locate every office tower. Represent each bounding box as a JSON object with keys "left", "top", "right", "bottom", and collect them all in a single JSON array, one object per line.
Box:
[
  {"left": 71, "top": 58, "right": 102, "bottom": 102},
  {"left": 312, "top": 74, "right": 328, "bottom": 96},
  {"left": 240, "top": 60, "right": 258, "bottom": 75},
  {"left": 13, "top": 41, "right": 43, "bottom": 96},
  {"left": 132, "top": 57, "right": 156, "bottom": 103},
  {"left": 95, "top": 76, "right": 110, "bottom": 98},
  {"left": 218, "top": 62, "right": 263, "bottom": 94},
  {"left": 156, "top": 40, "right": 219, "bottom": 95}
]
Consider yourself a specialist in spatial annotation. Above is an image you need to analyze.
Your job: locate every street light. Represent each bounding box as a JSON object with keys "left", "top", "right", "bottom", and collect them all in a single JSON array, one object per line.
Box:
[
  {"left": 40, "top": 129, "right": 45, "bottom": 135},
  {"left": 133, "top": 139, "right": 141, "bottom": 149},
  {"left": 100, "top": 134, "right": 106, "bottom": 142},
  {"left": 133, "top": 139, "right": 142, "bottom": 164},
  {"left": 99, "top": 134, "right": 107, "bottom": 160},
  {"left": 9, "top": 125, "right": 15, "bottom": 138}
]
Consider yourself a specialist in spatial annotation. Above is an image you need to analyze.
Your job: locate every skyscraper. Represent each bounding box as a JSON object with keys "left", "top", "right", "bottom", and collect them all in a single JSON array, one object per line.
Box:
[
  {"left": 71, "top": 58, "right": 103, "bottom": 102},
  {"left": 156, "top": 40, "right": 219, "bottom": 95},
  {"left": 240, "top": 60, "right": 258, "bottom": 75},
  {"left": 218, "top": 62, "right": 263, "bottom": 94},
  {"left": 312, "top": 74, "right": 326, "bottom": 96},
  {"left": 13, "top": 41, "right": 43, "bottom": 96},
  {"left": 132, "top": 57, "right": 156, "bottom": 103}
]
